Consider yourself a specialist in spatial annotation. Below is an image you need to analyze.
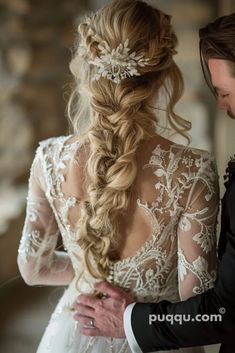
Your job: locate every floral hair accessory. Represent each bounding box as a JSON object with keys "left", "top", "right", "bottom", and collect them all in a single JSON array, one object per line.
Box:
[{"left": 88, "top": 39, "right": 150, "bottom": 84}]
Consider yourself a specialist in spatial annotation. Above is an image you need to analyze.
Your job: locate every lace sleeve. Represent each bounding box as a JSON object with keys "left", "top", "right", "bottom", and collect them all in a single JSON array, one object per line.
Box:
[
  {"left": 17, "top": 144, "right": 75, "bottom": 286},
  {"left": 177, "top": 154, "right": 219, "bottom": 300}
]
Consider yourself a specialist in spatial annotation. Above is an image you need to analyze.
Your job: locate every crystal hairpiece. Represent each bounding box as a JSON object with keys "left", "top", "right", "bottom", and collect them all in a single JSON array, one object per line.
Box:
[{"left": 88, "top": 39, "right": 149, "bottom": 84}]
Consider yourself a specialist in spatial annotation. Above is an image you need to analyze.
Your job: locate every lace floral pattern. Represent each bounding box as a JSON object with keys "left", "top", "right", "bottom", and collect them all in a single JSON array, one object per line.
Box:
[{"left": 18, "top": 135, "right": 219, "bottom": 352}]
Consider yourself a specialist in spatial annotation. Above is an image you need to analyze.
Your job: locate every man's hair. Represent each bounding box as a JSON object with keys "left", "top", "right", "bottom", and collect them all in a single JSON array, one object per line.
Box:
[{"left": 199, "top": 12, "right": 235, "bottom": 95}]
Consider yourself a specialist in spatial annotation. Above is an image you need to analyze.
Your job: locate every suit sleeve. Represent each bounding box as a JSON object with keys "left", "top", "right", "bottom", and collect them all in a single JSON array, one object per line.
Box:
[{"left": 130, "top": 180, "right": 235, "bottom": 352}]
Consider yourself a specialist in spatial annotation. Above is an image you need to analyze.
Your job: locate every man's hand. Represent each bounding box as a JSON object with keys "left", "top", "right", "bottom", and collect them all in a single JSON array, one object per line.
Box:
[{"left": 73, "top": 281, "right": 135, "bottom": 338}]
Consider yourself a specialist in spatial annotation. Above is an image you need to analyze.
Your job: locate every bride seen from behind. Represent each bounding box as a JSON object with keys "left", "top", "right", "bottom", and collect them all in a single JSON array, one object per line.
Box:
[{"left": 17, "top": 1, "right": 219, "bottom": 352}]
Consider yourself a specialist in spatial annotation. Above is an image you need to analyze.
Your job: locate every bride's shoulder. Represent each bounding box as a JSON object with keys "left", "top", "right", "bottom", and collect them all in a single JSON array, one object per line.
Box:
[
  {"left": 171, "top": 143, "right": 217, "bottom": 180},
  {"left": 150, "top": 135, "right": 216, "bottom": 169},
  {"left": 36, "top": 134, "right": 78, "bottom": 154},
  {"left": 29, "top": 135, "right": 70, "bottom": 164},
  {"left": 173, "top": 143, "right": 214, "bottom": 160},
  {"left": 38, "top": 134, "right": 70, "bottom": 147},
  {"left": 162, "top": 136, "right": 213, "bottom": 158}
]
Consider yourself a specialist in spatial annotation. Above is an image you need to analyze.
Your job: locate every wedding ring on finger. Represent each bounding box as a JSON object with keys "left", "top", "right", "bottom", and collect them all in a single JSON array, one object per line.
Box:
[
  {"left": 85, "top": 318, "right": 95, "bottom": 328},
  {"left": 81, "top": 317, "right": 96, "bottom": 329}
]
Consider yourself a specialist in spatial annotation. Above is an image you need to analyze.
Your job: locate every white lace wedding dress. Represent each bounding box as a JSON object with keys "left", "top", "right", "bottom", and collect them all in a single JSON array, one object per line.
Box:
[{"left": 18, "top": 134, "right": 219, "bottom": 353}]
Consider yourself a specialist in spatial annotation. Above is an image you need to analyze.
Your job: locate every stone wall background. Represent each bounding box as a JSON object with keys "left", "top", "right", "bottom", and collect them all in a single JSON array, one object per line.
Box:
[
  {"left": 0, "top": 0, "right": 89, "bottom": 185},
  {"left": 0, "top": 1, "right": 235, "bottom": 351},
  {"left": 0, "top": 0, "right": 89, "bottom": 282}
]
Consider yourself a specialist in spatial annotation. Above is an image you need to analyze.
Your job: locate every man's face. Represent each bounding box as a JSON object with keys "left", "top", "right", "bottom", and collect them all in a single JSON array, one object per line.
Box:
[{"left": 208, "top": 58, "right": 235, "bottom": 119}]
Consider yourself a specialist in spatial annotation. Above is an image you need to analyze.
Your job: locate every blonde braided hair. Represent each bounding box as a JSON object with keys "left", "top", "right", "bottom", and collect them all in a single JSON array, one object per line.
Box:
[{"left": 67, "top": 0, "right": 191, "bottom": 285}]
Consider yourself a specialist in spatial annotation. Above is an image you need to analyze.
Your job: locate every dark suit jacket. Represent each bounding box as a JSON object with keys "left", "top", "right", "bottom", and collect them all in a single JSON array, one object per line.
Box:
[{"left": 131, "top": 174, "right": 235, "bottom": 352}]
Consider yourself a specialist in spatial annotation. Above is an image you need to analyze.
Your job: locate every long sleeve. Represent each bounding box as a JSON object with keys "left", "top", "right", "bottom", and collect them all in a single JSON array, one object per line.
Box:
[
  {"left": 18, "top": 145, "right": 75, "bottom": 286},
  {"left": 177, "top": 156, "right": 219, "bottom": 300},
  {"left": 129, "top": 174, "right": 235, "bottom": 352}
]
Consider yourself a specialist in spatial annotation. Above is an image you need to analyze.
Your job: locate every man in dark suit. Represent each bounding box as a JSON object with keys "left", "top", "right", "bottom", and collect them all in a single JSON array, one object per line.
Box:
[{"left": 74, "top": 13, "right": 235, "bottom": 353}]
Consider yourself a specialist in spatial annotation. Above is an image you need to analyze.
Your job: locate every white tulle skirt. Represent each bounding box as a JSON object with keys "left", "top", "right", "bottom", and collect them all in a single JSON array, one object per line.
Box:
[{"left": 36, "top": 280, "right": 205, "bottom": 353}]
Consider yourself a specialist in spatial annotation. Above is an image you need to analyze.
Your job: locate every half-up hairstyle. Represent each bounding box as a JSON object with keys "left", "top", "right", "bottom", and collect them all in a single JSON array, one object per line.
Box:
[
  {"left": 67, "top": 0, "right": 191, "bottom": 284},
  {"left": 199, "top": 12, "right": 235, "bottom": 96}
]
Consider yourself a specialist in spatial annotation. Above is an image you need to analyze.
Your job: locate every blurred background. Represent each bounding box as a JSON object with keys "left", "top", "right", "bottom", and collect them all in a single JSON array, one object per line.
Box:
[{"left": 0, "top": 0, "right": 235, "bottom": 352}]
